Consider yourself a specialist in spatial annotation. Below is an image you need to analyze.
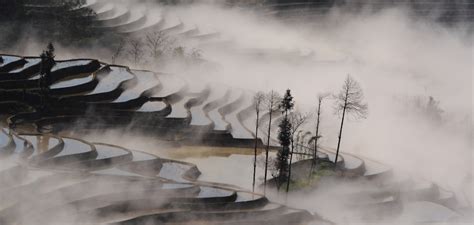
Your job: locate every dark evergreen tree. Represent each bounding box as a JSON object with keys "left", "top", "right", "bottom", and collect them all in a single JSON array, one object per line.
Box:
[
  {"left": 275, "top": 117, "right": 291, "bottom": 190},
  {"left": 280, "top": 89, "right": 294, "bottom": 117},
  {"left": 274, "top": 89, "right": 294, "bottom": 190},
  {"left": 39, "top": 42, "right": 56, "bottom": 111}
]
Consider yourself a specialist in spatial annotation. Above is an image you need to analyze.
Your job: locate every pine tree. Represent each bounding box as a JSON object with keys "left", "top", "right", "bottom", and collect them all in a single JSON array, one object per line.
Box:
[
  {"left": 276, "top": 117, "right": 291, "bottom": 190},
  {"left": 274, "top": 89, "right": 294, "bottom": 190},
  {"left": 39, "top": 42, "right": 56, "bottom": 111},
  {"left": 280, "top": 89, "right": 294, "bottom": 117}
]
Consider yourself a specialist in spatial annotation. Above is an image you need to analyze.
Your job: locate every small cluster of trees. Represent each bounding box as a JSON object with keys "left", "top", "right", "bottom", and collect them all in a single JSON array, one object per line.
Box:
[
  {"left": 111, "top": 31, "right": 202, "bottom": 68},
  {"left": 251, "top": 75, "right": 368, "bottom": 196},
  {"left": 406, "top": 95, "right": 444, "bottom": 123},
  {"left": 38, "top": 42, "right": 56, "bottom": 111}
]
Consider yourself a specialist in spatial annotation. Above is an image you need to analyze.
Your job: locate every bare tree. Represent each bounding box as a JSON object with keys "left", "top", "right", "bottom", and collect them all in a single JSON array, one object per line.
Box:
[
  {"left": 252, "top": 92, "right": 265, "bottom": 193},
  {"left": 286, "top": 110, "right": 310, "bottom": 194},
  {"left": 111, "top": 38, "right": 125, "bottom": 64},
  {"left": 334, "top": 75, "right": 368, "bottom": 166},
  {"left": 263, "top": 90, "right": 281, "bottom": 195},
  {"left": 145, "top": 31, "right": 171, "bottom": 60},
  {"left": 127, "top": 38, "right": 144, "bottom": 67},
  {"left": 308, "top": 93, "right": 329, "bottom": 180}
]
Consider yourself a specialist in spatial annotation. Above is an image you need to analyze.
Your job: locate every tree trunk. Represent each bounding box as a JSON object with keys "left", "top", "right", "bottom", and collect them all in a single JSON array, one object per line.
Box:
[
  {"left": 335, "top": 90, "right": 348, "bottom": 167},
  {"left": 314, "top": 100, "right": 321, "bottom": 161},
  {"left": 286, "top": 138, "right": 295, "bottom": 197},
  {"left": 263, "top": 95, "right": 273, "bottom": 195},
  {"left": 252, "top": 110, "right": 259, "bottom": 193},
  {"left": 309, "top": 99, "right": 322, "bottom": 181}
]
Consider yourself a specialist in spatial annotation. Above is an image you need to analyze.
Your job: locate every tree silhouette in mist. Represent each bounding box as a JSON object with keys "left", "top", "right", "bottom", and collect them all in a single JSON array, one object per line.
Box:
[
  {"left": 334, "top": 75, "right": 368, "bottom": 166},
  {"left": 274, "top": 89, "right": 293, "bottom": 191},
  {"left": 252, "top": 91, "right": 265, "bottom": 193},
  {"left": 38, "top": 42, "right": 56, "bottom": 111}
]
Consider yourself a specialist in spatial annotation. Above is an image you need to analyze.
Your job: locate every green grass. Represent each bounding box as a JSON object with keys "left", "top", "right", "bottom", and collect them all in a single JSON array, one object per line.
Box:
[{"left": 280, "top": 161, "right": 337, "bottom": 191}]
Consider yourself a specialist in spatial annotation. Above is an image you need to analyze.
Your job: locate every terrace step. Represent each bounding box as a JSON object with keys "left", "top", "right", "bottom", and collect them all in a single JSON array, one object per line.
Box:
[
  {"left": 0, "top": 128, "right": 14, "bottom": 155},
  {"left": 0, "top": 55, "right": 25, "bottom": 73},
  {"left": 38, "top": 183, "right": 202, "bottom": 221},
  {"left": 177, "top": 27, "right": 200, "bottom": 38},
  {"left": 85, "top": 0, "right": 106, "bottom": 11},
  {"left": 61, "top": 65, "right": 135, "bottom": 102},
  {"left": 34, "top": 137, "right": 97, "bottom": 168},
  {"left": 69, "top": 184, "right": 228, "bottom": 217},
  {"left": 94, "top": 4, "right": 130, "bottom": 27},
  {"left": 120, "top": 12, "right": 165, "bottom": 34},
  {"left": 112, "top": 70, "right": 162, "bottom": 103},
  {"left": 190, "top": 85, "right": 229, "bottom": 128},
  {"left": 95, "top": 2, "right": 115, "bottom": 19},
  {"left": 157, "top": 159, "right": 201, "bottom": 182},
  {"left": 108, "top": 193, "right": 279, "bottom": 224},
  {"left": 209, "top": 89, "right": 243, "bottom": 132},
  {"left": 50, "top": 59, "right": 101, "bottom": 83},
  {"left": 0, "top": 57, "right": 41, "bottom": 81},
  {"left": 360, "top": 156, "right": 393, "bottom": 179},
  {"left": 0, "top": 126, "right": 317, "bottom": 225},
  {"left": 114, "top": 150, "right": 164, "bottom": 177},
  {"left": 317, "top": 146, "right": 345, "bottom": 166},
  {"left": 225, "top": 92, "right": 255, "bottom": 139},
  {"left": 236, "top": 99, "right": 257, "bottom": 132},
  {"left": 151, "top": 73, "right": 188, "bottom": 99},
  {"left": 165, "top": 86, "right": 210, "bottom": 120},
  {"left": 0, "top": 132, "right": 34, "bottom": 161},
  {"left": 112, "top": 9, "right": 147, "bottom": 33},
  {"left": 190, "top": 28, "right": 221, "bottom": 42},
  {"left": 49, "top": 67, "right": 100, "bottom": 96},
  {"left": 0, "top": 176, "right": 166, "bottom": 223},
  {"left": 18, "top": 134, "right": 64, "bottom": 162},
  {"left": 60, "top": 143, "right": 133, "bottom": 171},
  {"left": 318, "top": 146, "right": 365, "bottom": 175},
  {"left": 160, "top": 15, "right": 185, "bottom": 33},
  {"left": 135, "top": 100, "right": 169, "bottom": 114},
  {"left": 100, "top": 69, "right": 161, "bottom": 109},
  {"left": 258, "top": 110, "right": 283, "bottom": 146}
]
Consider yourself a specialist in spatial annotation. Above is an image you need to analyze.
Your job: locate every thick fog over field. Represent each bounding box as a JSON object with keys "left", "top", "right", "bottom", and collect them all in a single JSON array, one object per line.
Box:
[
  {"left": 77, "top": 1, "right": 472, "bottom": 197},
  {"left": 67, "top": 2, "right": 471, "bottom": 223},
  {"left": 1, "top": 0, "right": 472, "bottom": 224}
]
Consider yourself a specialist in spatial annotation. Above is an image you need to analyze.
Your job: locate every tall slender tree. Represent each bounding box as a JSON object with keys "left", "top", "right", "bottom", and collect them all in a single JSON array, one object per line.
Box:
[
  {"left": 308, "top": 93, "right": 329, "bottom": 180},
  {"left": 39, "top": 42, "right": 55, "bottom": 111},
  {"left": 274, "top": 89, "right": 294, "bottom": 191},
  {"left": 263, "top": 90, "right": 281, "bottom": 195},
  {"left": 127, "top": 38, "right": 144, "bottom": 67},
  {"left": 252, "top": 92, "right": 265, "bottom": 193},
  {"left": 111, "top": 38, "right": 125, "bottom": 64},
  {"left": 145, "top": 31, "right": 172, "bottom": 61},
  {"left": 334, "top": 75, "right": 368, "bottom": 166},
  {"left": 276, "top": 116, "right": 291, "bottom": 190},
  {"left": 285, "top": 111, "right": 310, "bottom": 194}
]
